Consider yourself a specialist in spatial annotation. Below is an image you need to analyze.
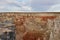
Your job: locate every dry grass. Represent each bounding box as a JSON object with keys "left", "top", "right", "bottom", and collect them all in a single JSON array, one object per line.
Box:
[{"left": 0, "top": 12, "right": 60, "bottom": 40}]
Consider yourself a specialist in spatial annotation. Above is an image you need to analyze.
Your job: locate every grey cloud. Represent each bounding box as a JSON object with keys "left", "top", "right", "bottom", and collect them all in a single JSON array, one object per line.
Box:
[
  {"left": 0, "top": 0, "right": 33, "bottom": 12},
  {"left": 31, "top": 0, "right": 60, "bottom": 11}
]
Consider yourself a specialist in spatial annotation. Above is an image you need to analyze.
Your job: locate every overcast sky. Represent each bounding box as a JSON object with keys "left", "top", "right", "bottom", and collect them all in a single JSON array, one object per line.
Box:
[{"left": 0, "top": 0, "right": 60, "bottom": 12}]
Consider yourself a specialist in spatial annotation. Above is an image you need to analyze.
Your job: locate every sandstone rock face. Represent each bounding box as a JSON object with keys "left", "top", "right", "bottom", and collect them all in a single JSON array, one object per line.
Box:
[{"left": 0, "top": 12, "right": 60, "bottom": 40}]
